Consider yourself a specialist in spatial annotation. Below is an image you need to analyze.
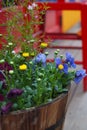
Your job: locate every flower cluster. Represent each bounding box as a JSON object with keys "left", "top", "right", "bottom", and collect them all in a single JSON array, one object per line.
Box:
[
  {"left": 0, "top": 46, "right": 86, "bottom": 114},
  {"left": 0, "top": 0, "right": 86, "bottom": 114}
]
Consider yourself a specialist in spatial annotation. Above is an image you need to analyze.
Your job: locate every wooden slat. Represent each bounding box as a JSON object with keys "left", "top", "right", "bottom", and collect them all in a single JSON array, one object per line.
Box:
[{"left": 0, "top": 92, "right": 69, "bottom": 130}]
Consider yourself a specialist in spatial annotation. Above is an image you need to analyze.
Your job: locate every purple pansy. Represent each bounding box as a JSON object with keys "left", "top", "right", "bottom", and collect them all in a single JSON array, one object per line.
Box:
[
  {"left": 0, "top": 62, "right": 13, "bottom": 71},
  {"left": 0, "top": 94, "right": 4, "bottom": 102},
  {"left": 1, "top": 80, "right": 7, "bottom": 89},
  {"left": 65, "top": 52, "right": 76, "bottom": 68},
  {"left": 7, "top": 88, "right": 23, "bottom": 99},
  {"left": 55, "top": 57, "right": 68, "bottom": 74},
  {"left": 74, "top": 69, "right": 87, "bottom": 84},
  {"left": 0, "top": 71, "right": 5, "bottom": 81},
  {"left": 1, "top": 102, "right": 13, "bottom": 114},
  {"left": 34, "top": 53, "right": 46, "bottom": 66}
]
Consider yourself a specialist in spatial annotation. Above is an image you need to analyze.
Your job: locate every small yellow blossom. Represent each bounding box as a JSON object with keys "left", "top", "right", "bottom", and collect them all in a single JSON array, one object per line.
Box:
[
  {"left": 40, "top": 42, "right": 48, "bottom": 48},
  {"left": 19, "top": 64, "right": 27, "bottom": 70},
  {"left": 22, "top": 52, "right": 29, "bottom": 57},
  {"left": 58, "top": 64, "right": 64, "bottom": 70}
]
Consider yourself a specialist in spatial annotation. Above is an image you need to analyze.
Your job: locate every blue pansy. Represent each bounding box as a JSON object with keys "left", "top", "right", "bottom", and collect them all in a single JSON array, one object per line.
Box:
[
  {"left": 35, "top": 53, "right": 46, "bottom": 66},
  {"left": 74, "top": 69, "right": 87, "bottom": 84},
  {"left": 55, "top": 57, "right": 68, "bottom": 74},
  {"left": 65, "top": 52, "right": 76, "bottom": 68}
]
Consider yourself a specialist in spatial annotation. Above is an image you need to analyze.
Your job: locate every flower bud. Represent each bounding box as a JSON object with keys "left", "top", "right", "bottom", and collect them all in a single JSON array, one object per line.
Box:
[
  {"left": 8, "top": 42, "right": 13, "bottom": 46},
  {"left": 0, "top": 59, "right": 5, "bottom": 63},
  {"left": 60, "top": 55, "right": 63, "bottom": 59},
  {"left": 54, "top": 51, "right": 58, "bottom": 55},
  {"left": 9, "top": 70, "right": 14, "bottom": 74},
  {"left": 30, "top": 39, "right": 35, "bottom": 43},
  {"left": 10, "top": 61, "right": 14, "bottom": 64},
  {"left": 0, "top": 34, "right": 2, "bottom": 37},
  {"left": 56, "top": 49, "right": 60, "bottom": 52},
  {"left": 45, "top": 52, "right": 49, "bottom": 56},
  {"left": 29, "top": 61, "right": 33, "bottom": 65},
  {"left": 37, "top": 78, "right": 41, "bottom": 82}
]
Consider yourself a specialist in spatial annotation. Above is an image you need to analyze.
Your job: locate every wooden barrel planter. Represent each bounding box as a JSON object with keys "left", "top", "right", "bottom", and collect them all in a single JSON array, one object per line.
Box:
[{"left": 0, "top": 90, "right": 70, "bottom": 130}]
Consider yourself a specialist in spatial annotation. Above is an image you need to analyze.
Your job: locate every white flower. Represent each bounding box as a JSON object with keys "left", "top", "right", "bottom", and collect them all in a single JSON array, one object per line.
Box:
[
  {"left": 12, "top": 50, "right": 16, "bottom": 54},
  {"left": 27, "top": 5, "right": 33, "bottom": 10},
  {"left": 8, "top": 42, "right": 13, "bottom": 46},
  {"left": 32, "top": 3, "right": 37, "bottom": 8}
]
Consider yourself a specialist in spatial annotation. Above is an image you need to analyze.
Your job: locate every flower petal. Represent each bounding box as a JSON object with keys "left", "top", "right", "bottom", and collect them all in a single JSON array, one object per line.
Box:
[
  {"left": 74, "top": 69, "right": 87, "bottom": 84},
  {"left": 1, "top": 102, "right": 13, "bottom": 114},
  {"left": 7, "top": 88, "right": 23, "bottom": 99}
]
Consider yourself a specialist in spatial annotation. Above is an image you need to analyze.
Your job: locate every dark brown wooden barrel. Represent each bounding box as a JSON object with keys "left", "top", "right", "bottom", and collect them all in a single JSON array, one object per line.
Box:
[{"left": 0, "top": 91, "right": 69, "bottom": 130}]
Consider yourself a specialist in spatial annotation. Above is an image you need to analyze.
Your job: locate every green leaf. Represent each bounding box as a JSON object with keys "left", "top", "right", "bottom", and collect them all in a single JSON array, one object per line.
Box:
[{"left": 0, "top": 81, "right": 3, "bottom": 89}]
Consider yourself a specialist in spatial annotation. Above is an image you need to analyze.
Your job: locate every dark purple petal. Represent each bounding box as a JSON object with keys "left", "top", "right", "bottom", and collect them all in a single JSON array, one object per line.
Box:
[
  {"left": 0, "top": 71, "right": 7, "bottom": 89},
  {"left": 0, "top": 62, "right": 13, "bottom": 71},
  {"left": 1, "top": 102, "right": 13, "bottom": 114},
  {"left": 0, "top": 94, "right": 4, "bottom": 101},
  {"left": 0, "top": 71, "right": 5, "bottom": 81},
  {"left": 74, "top": 69, "right": 87, "bottom": 84},
  {"left": 7, "top": 88, "right": 24, "bottom": 99},
  {"left": 2, "top": 80, "right": 7, "bottom": 89}
]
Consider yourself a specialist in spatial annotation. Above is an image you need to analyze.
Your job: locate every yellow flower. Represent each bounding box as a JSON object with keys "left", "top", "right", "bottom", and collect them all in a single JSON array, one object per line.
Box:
[
  {"left": 19, "top": 64, "right": 27, "bottom": 70},
  {"left": 40, "top": 42, "right": 48, "bottom": 48},
  {"left": 58, "top": 64, "right": 64, "bottom": 70},
  {"left": 22, "top": 52, "right": 29, "bottom": 57}
]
